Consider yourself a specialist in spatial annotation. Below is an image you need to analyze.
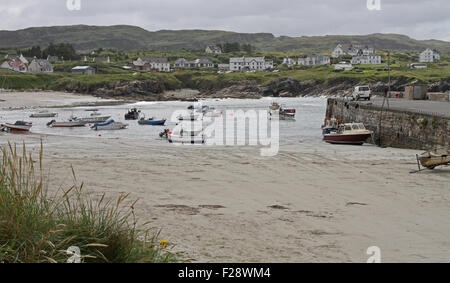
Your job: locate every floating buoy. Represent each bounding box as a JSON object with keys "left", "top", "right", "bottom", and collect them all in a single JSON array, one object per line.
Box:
[{"left": 99, "top": 134, "right": 102, "bottom": 137}]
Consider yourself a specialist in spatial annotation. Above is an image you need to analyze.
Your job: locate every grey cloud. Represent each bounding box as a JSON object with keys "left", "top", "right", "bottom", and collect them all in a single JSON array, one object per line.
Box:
[{"left": 1, "top": 0, "right": 449, "bottom": 41}]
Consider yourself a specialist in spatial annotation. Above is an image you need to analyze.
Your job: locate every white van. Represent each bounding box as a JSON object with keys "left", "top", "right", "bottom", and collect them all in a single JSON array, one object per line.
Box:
[{"left": 352, "top": 86, "right": 371, "bottom": 101}]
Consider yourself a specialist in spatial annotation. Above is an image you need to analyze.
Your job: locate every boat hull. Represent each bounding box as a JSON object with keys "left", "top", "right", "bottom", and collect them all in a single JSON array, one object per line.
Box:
[
  {"left": 3, "top": 124, "right": 32, "bottom": 132},
  {"left": 168, "top": 135, "right": 205, "bottom": 144},
  {"left": 323, "top": 133, "right": 372, "bottom": 145},
  {"left": 138, "top": 119, "right": 166, "bottom": 126},
  {"left": 30, "top": 113, "right": 57, "bottom": 118},
  {"left": 49, "top": 122, "right": 87, "bottom": 128}
]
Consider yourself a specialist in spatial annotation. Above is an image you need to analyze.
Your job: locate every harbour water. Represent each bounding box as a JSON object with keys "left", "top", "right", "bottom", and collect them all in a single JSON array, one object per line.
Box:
[{"left": 1, "top": 97, "right": 327, "bottom": 144}]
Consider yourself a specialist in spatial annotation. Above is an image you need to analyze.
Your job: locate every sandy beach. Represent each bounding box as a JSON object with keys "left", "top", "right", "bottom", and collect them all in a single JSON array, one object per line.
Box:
[
  {"left": 0, "top": 91, "right": 120, "bottom": 109},
  {"left": 0, "top": 91, "right": 449, "bottom": 263}
]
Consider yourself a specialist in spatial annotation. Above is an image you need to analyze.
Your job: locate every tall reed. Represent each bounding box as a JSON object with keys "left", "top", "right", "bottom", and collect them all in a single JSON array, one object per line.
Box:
[{"left": 0, "top": 141, "right": 178, "bottom": 263}]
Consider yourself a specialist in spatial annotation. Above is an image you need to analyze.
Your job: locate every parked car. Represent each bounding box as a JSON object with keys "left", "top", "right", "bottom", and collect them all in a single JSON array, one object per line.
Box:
[{"left": 352, "top": 86, "right": 371, "bottom": 101}]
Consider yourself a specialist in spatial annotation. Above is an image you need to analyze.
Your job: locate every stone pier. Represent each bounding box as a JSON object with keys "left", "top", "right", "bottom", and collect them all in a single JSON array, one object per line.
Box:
[{"left": 325, "top": 97, "right": 450, "bottom": 150}]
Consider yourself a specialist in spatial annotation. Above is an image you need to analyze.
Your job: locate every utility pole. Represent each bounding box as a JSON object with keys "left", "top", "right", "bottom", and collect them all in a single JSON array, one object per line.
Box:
[{"left": 379, "top": 51, "right": 391, "bottom": 147}]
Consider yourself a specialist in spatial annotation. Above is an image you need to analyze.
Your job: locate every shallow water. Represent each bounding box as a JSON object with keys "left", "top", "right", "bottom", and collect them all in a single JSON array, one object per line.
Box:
[{"left": 1, "top": 97, "right": 327, "bottom": 144}]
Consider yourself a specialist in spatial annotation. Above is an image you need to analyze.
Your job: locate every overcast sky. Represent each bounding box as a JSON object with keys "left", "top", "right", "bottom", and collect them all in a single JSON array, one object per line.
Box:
[{"left": 1, "top": 0, "right": 449, "bottom": 41}]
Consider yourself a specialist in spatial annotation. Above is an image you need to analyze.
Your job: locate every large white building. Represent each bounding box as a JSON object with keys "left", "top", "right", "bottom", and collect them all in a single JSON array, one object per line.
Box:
[
  {"left": 419, "top": 49, "right": 440, "bottom": 63},
  {"left": 332, "top": 44, "right": 375, "bottom": 58},
  {"left": 351, "top": 55, "right": 382, "bottom": 65},
  {"left": 229, "top": 57, "right": 273, "bottom": 71},
  {"left": 28, "top": 59, "right": 54, "bottom": 73}
]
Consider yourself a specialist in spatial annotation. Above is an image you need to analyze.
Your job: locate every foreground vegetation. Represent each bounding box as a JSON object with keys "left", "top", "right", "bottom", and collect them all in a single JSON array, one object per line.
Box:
[{"left": 0, "top": 142, "right": 178, "bottom": 263}]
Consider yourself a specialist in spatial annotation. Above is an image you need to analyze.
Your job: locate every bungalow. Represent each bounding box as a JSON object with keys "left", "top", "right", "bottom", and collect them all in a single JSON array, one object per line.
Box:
[
  {"left": 28, "top": 59, "right": 54, "bottom": 73},
  {"left": 419, "top": 49, "right": 440, "bottom": 63},
  {"left": 298, "top": 55, "right": 331, "bottom": 66},
  {"left": 205, "top": 45, "right": 222, "bottom": 54},
  {"left": 351, "top": 55, "right": 382, "bottom": 65},
  {"left": 132, "top": 58, "right": 170, "bottom": 72},
  {"left": 334, "top": 62, "right": 354, "bottom": 71},
  {"left": 0, "top": 60, "right": 28, "bottom": 72},
  {"left": 71, "top": 66, "right": 96, "bottom": 75},
  {"left": 174, "top": 58, "right": 214, "bottom": 68},
  {"left": 229, "top": 57, "right": 270, "bottom": 71}
]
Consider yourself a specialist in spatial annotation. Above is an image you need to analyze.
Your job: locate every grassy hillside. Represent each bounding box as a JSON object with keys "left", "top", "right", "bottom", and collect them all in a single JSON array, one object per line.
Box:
[{"left": 1, "top": 25, "right": 450, "bottom": 53}]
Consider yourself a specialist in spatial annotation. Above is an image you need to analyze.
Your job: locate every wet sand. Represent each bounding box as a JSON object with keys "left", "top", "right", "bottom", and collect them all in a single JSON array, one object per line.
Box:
[
  {"left": 0, "top": 91, "right": 120, "bottom": 109},
  {"left": 1, "top": 133, "right": 449, "bottom": 263}
]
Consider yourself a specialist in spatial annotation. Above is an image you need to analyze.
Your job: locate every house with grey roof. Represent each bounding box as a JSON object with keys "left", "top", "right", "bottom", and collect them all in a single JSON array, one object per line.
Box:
[
  {"left": 28, "top": 58, "right": 54, "bottom": 73},
  {"left": 71, "top": 66, "right": 96, "bottom": 75},
  {"left": 419, "top": 49, "right": 440, "bottom": 63},
  {"left": 229, "top": 57, "right": 272, "bottom": 71},
  {"left": 173, "top": 58, "right": 214, "bottom": 68},
  {"left": 298, "top": 55, "right": 331, "bottom": 66}
]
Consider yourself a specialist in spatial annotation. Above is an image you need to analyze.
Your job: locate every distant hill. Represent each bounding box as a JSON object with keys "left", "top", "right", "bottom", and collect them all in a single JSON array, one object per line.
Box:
[{"left": 1, "top": 25, "right": 450, "bottom": 53}]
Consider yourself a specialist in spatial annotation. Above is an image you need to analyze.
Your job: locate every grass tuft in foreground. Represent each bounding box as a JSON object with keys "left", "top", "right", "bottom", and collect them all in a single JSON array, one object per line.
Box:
[{"left": 0, "top": 142, "right": 178, "bottom": 263}]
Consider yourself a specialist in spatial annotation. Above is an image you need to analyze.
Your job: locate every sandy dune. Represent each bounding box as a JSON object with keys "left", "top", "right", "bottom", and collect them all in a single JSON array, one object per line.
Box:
[{"left": 1, "top": 133, "right": 448, "bottom": 263}]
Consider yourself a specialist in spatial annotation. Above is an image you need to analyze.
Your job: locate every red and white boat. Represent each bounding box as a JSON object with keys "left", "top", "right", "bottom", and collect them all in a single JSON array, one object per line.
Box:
[
  {"left": 2, "top": 121, "right": 33, "bottom": 132},
  {"left": 323, "top": 123, "right": 373, "bottom": 145}
]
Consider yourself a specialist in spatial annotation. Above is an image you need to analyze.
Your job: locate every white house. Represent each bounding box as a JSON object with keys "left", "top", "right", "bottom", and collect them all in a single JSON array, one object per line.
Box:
[
  {"left": 132, "top": 58, "right": 170, "bottom": 72},
  {"left": 334, "top": 62, "right": 354, "bottom": 71},
  {"left": 205, "top": 45, "right": 222, "bottom": 54},
  {"left": 4, "top": 54, "right": 29, "bottom": 65},
  {"left": 351, "top": 55, "right": 382, "bottom": 65},
  {"left": 28, "top": 59, "right": 54, "bottom": 73},
  {"left": 332, "top": 44, "right": 375, "bottom": 58},
  {"left": 218, "top": 64, "right": 230, "bottom": 71},
  {"left": 298, "top": 55, "right": 331, "bottom": 66},
  {"left": 419, "top": 49, "right": 440, "bottom": 63},
  {"left": 282, "top": 57, "right": 297, "bottom": 67},
  {"left": 229, "top": 57, "right": 270, "bottom": 71}
]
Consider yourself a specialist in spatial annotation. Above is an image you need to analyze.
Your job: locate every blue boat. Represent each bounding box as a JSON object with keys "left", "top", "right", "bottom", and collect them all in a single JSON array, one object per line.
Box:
[{"left": 138, "top": 119, "right": 166, "bottom": 126}]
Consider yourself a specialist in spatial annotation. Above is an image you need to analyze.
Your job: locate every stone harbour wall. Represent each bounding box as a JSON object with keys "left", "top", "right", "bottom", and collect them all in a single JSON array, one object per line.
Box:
[{"left": 325, "top": 98, "right": 450, "bottom": 150}]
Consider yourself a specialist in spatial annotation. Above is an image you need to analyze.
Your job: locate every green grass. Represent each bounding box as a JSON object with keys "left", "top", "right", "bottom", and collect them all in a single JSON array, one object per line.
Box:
[{"left": 0, "top": 142, "right": 179, "bottom": 263}]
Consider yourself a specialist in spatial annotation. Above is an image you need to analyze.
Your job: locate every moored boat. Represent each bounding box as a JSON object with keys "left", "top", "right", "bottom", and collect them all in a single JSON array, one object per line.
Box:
[
  {"left": 125, "top": 108, "right": 140, "bottom": 120},
  {"left": 74, "top": 116, "right": 111, "bottom": 123},
  {"left": 47, "top": 119, "right": 87, "bottom": 128},
  {"left": 138, "top": 118, "right": 166, "bottom": 126},
  {"left": 323, "top": 123, "right": 373, "bottom": 145},
  {"left": 269, "top": 102, "right": 296, "bottom": 120},
  {"left": 168, "top": 121, "right": 206, "bottom": 144},
  {"left": 30, "top": 111, "right": 58, "bottom": 118},
  {"left": 2, "top": 121, "right": 32, "bottom": 132},
  {"left": 321, "top": 117, "right": 341, "bottom": 135},
  {"left": 91, "top": 119, "right": 128, "bottom": 131}
]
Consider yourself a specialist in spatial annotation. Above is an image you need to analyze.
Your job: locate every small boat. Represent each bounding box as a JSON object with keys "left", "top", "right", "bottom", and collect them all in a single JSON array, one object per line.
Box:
[
  {"left": 269, "top": 102, "right": 296, "bottom": 120},
  {"left": 125, "top": 108, "right": 140, "bottom": 120},
  {"left": 168, "top": 121, "right": 206, "bottom": 144},
  {"left": 138, "top": 118, "right": 166, "bottom": 126},
  {"left": 72, "top": 116, "right": 111, "bottom": 124},
  {"left": 85, "top": 108, "right": 99, "bottom": 112},
  {"left": 2, "top": 121, "right": 32, "bottom": 132},
  {"left": 321, "top": 117, "right": 341, "bottom": 135},
  {"left": 30, "top": 111, "right": 58, "bottom": 118},
  {"left": 91, "top": 119, "right": 128, "bottom": 131},
  {"left": 177, "top": 112, "right": 199, "bottom": 121},
  {"left": 323, "top": 123, "right": 373, "bottom": 145},
  {"left": 90, "top": 112, "right": 101, "bottom": 116},
  {"left": 417, "top": 147, "right": 450, "bottom": 169},
  {"left": 47, "top": 119, "right": 87, "bottom": 128}
]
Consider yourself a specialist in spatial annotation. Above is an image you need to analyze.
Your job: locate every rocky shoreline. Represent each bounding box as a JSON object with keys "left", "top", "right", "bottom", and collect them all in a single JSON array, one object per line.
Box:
[{"left": 10, "top": 76, "right": 450, "bottom": 102}]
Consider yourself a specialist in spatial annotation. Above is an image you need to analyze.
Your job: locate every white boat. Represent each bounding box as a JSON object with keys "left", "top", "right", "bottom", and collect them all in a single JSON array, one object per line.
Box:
[
  {"left": 47, "top": 119, "right": 87, "bottom": 128},
  {"left": 30, "top": 111, "right": 58, "bottom": 118},
  {"left": 2, "top": 121, "right": 32, "bottom": 132},
  {"left": 74, "top": 116, "right": 111, "bottom": 123},
  {"left": 168, "top": 121, "right": 206, "bottom": 144},
  {"left": 177, "top": 112, "right": 200, "bottom": 121},
  {"left": 91, "top": 119, "right": 128, "bottom": 131}
]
